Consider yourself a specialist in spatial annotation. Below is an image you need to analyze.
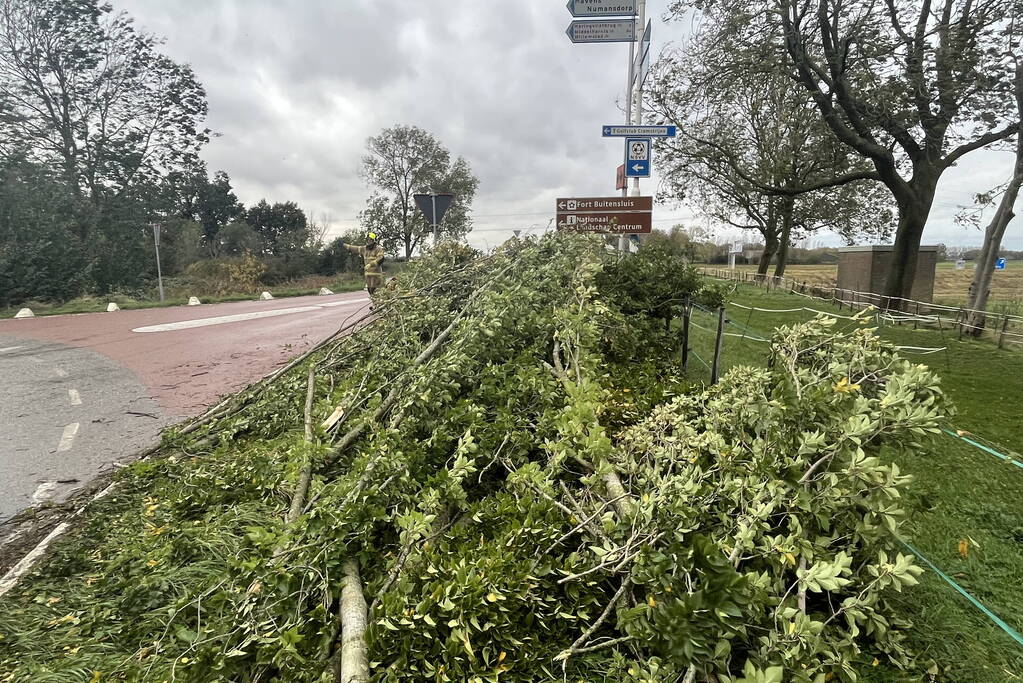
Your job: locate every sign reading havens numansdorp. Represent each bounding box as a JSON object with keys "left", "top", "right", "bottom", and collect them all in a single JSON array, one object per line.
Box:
[
  {"left": 566, "top": 0, "right": 637, "bottom": 17},
  {"left": 602, "top": 125, "right": 677, "bottom": 137},
  {"left": 556, "top": 212, "right": 652, "bottom": 234},
  {"left": 565, "top": 19, "right": 636, "bottom": 43},
  {"left": 556, "top": 196, "right": 652, "bottom": 212}
]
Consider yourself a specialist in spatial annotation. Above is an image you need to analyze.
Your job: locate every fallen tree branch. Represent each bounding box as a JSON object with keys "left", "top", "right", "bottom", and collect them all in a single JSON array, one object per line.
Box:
[
  {"left": 338, "top": 558, "right": 369, "bottom": 683},
  {"left": 285, "top": 366, "right": 317, "bottom": 525},
  {"left": 555, "top": 578, "right": 631, "bottom": 662}
]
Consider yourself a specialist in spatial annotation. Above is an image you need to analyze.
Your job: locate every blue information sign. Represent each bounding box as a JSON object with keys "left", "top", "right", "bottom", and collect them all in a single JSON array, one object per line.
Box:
[
  {"left": 624, "top": 137, "right": 651, "bottom": 177},
  {"left": 996, "top": 257, "right": 1007, "bottom": 270}
]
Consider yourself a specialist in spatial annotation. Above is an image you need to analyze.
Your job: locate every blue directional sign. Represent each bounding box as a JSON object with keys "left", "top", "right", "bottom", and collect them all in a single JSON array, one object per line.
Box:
[
  {"left": 566, "top": 0, "right": 637, "bottom": 17},
  {"left": 996, "top": 257, "right": 1007, "bottom": 270},
  {"left": 624, "top": 137, "right": 651, "bottom": 177},
  {"left": 603, "top": 125, "right": 677, "bottom": 137}
]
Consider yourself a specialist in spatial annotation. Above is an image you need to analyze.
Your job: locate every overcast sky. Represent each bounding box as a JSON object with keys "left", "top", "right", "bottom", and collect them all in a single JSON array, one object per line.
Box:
[{"left": 115, "top": 0, "right": 1021, "bottom": 250}]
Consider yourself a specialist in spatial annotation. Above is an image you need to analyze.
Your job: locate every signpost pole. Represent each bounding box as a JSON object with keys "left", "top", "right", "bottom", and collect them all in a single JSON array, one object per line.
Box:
[
  {"left": 626, "top": 0, "right": 646, "bottom": 252},
  {"left": 431, "top": 194, "right": 439, "bottom": 247},
  {"left": 152, "top": 222, "right": 165, "bottom": 302},
  {"left": 617, "top": 10, "right": 637, "bottom": 253}
]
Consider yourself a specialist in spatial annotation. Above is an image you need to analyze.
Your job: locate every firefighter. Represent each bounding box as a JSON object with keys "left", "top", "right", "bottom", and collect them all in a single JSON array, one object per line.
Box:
[{"left": 344, "top": 233, "right": 386, "bottom": 295}]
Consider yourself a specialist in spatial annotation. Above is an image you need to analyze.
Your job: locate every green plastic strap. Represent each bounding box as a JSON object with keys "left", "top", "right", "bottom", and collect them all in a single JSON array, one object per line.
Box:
[
  {"left": 897, "top": 538, "right": 1023, "bottom": 648},
  {"left": 942, "top": 428, "right": 1023, "bottom": 470},
  {"left": 689, "top": 349, "right": 712, "bottom": 371}
]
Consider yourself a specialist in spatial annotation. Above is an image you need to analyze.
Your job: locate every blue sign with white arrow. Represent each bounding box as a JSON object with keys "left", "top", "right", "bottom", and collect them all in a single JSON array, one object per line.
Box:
[
  {"left": 603, "top": 125, "right": 677, "bottom": 137},
  {"left": 624, "top": 137, "right": 651, "bottom": 178},
  {"left": 996, "top": 257, "right": 1007, "bottom": 270}
]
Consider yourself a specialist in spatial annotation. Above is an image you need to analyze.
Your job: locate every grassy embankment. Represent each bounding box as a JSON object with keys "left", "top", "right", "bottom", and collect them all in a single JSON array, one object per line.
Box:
[
  {"left": 0, "top": 273, "right": 368, "bottom": 319},
  {"left": 725, "top": 261, "right": 1023, "bottom": 314},
  {"left": 687, "top": 282, "right": 1023, "bottom": 681}
]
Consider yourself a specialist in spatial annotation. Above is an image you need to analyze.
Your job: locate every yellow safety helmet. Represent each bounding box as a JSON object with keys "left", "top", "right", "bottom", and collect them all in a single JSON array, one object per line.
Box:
[{"left": 367, "top": 232, "right": 377, "bottom": 240}]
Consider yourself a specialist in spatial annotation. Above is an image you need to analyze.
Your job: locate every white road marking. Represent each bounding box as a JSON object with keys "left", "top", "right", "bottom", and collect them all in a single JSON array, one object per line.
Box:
[
  {"left": 32, "top": 482, "right": 59, "bottom": 503},
  {"left": 0, "top": 346, "right": 24, "bottom": 354},
  {"left": 131, "top": 298, "right": 371, "bottom": 333},
  {"left": 57, "top": 423, "right": 79, "bottom": 452},
  {"left": 55, "top": 368, "right": 68, "bottom": 378},
  {"left": 319, "top": 298, "right": 371, "bottom": 308},
  {"left": 68, "top": 388, "right": 82, "bottom": 406}
]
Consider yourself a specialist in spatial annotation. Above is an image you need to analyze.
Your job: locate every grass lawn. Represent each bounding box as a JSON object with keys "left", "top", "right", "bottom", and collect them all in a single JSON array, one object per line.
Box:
[
  {"left": 686, "top": 281, "right": 1023, "bottom": 681},
  {"left": 721, "top": 262, "right": 1023, "bottom": 312}
]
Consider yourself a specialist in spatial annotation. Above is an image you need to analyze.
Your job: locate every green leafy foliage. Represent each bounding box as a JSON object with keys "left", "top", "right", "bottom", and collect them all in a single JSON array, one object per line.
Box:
[{"left": 0, "top": 235, "right": 948, "bottom": 681}]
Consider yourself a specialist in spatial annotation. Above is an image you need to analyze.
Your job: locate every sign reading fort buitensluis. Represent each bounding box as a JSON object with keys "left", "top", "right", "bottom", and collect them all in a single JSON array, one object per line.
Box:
[
  {"left": 556, "top": 197, "right": 652, "bottom": 212},
  {"left": 555, "top": 196, "right": 652, "bottom": 234}
]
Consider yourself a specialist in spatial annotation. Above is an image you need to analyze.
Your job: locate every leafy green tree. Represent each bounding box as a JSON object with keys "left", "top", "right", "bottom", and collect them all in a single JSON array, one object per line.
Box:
[
  {"left": 359, "top": 125, "right": 478, "bottom": 259},
  {"left": 667, "top": 0, "right": 1022, "bottom": 303},
  {"left": 0, "top": 157, "right": 86, "bottom": 305},
  {"left": 219, "top": 220, "right": 262, "bottom": 257},
  {"left": 650, "top": 42, "right": 892, "bottom": 277},
  {"left": 245, "top": 200, "right": 311, "bottom": 256},
  {"left": 0, "top": 0, "right": 209, "bottom": 208},
  {"left": 161, "top": 168, "right": 244, "bottom": 256}
]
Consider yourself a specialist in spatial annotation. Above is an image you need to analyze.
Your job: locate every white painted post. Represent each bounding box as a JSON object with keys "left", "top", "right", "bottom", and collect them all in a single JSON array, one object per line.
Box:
[{"left": 152, "top": 223, "right": 165, "bottom": 302}]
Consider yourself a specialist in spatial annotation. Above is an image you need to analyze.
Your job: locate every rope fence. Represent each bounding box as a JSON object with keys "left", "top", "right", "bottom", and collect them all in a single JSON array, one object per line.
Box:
[{"left": 701, "top": 267, "right": 1023, "bottom": 349}]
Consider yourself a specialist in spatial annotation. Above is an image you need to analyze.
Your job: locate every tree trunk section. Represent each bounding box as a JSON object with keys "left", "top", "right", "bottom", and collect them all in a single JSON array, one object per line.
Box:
[
  {"left": 883, "top": 182, "right": 936, "bottom": 310},
  {"left": 757, "top": 238, "right": 777, "bottom": 278},
  {"left": 338, "top": 558, "right": 369, "bottom": 683},
  {"left": 773, "top": 197, "right": 795, "bottom": 278},
  {"left": 966, "top": 177, "right": 1022, "bottom": 334}
]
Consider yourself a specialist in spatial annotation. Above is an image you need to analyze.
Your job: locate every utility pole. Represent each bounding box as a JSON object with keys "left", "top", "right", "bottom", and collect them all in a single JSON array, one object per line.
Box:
[{"left": 151, "top": 222, "right": 165, "bottom": 302}]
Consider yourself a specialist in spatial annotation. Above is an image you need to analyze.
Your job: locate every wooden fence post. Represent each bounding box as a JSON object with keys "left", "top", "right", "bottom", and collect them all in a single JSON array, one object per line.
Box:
[
  {"left": 999, "top": 316, "right": 1009, "bottom": 349},
  {"left": 711, "top": 307, "right": 725, "bottom": 384}
]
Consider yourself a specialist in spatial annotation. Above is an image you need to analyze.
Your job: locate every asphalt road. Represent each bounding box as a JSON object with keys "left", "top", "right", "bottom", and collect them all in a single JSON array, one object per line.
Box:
[{"left": 0, "top": 291, "right": 370, "bottom": 522}]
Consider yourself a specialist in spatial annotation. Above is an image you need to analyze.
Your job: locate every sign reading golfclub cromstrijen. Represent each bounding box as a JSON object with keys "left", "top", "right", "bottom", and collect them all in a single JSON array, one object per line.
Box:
[
  {"left": 602, "top": 125, "right": 677, "bottom": 137},
  {"left": 565, "top": 0, "right": 637, "bottom": 17}
]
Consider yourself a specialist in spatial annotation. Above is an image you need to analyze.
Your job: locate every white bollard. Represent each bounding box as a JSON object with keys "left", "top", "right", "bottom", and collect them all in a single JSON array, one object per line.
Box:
[
  {"left": 318, "top": 287, "right": 334, "bottom": 296},
  {"left": 14, "top": 308, "right": 34, "bottom": 318},
  {"left": 106, "top": 302, "right": 120, "bottom": 312},
  {"left": 188, "top": 296, "right": 201, "bottom": 306},
  {"left": 260, "top": 291, "right": 274, "bottom": 300}
]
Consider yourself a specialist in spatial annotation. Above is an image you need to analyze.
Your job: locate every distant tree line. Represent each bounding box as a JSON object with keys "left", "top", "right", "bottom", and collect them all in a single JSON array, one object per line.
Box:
[
  {"left": 0, "top": 0, "right": 364, "bottom": 307},
  {"left": 0, "top": 1, "right": 484, "bottom": 308}
]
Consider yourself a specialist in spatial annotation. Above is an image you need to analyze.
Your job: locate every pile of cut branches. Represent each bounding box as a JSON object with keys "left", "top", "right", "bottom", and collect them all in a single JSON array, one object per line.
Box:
[{"left": 0, "top": 235, "right": 947, "bottom": 682}]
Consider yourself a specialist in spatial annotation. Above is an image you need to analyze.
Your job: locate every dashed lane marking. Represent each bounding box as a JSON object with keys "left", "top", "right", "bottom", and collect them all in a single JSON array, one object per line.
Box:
[
  {"left": 68, "top": 388, "right": 82, "bottom": 406},
  {"left": 0, "top": 346, "right": 24, "bottom": 354},
  {"left": 131, "top": 298, "right": 370, "bottom": 333},
  {"left": 57, "top": 423, "right": 79, "bottom": 452}
]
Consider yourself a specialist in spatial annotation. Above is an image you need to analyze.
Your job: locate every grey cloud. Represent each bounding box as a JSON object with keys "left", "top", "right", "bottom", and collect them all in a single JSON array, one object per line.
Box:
[{"left": 114, "top": 0, "right": 1020, "bottom": 249}]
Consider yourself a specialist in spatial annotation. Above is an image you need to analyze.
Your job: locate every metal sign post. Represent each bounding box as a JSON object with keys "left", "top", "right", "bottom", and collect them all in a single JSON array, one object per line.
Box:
[
  {"left": 152, "top": 223, "right": 165, "bottom": 302},
  {"left": 413, "top": 193, "right": 455, "bottom": 249}
]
